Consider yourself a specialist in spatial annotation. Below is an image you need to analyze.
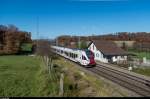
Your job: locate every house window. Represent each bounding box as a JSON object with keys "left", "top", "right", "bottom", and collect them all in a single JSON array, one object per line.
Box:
[{"left": 96, "top": 53, "right": 99, "bottom": 57}]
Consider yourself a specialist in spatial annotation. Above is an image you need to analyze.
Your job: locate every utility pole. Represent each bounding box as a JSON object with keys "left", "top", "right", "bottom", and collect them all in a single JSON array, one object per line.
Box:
[
  {"left": 56, "top": 37, "right": 58, "bottom": 46},
  {"left": 78, "top": 35, "right": 80, "bottom": 49},
  {"left": 36, "top": 16, "right": 39, "bottom": 50},
  {"left": 36, "top": 16, "right": 39, "bottom": 39}
]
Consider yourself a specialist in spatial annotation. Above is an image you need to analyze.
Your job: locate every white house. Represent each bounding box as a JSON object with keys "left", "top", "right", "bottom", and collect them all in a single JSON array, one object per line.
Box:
[{"left": 88, "top": 40, "right": 128, "bottom": 63}]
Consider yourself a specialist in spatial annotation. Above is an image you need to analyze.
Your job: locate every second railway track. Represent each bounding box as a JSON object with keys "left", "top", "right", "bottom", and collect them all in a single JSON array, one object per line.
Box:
[{"left": 87, "top": 64, "right": 150, "bottom": 96}]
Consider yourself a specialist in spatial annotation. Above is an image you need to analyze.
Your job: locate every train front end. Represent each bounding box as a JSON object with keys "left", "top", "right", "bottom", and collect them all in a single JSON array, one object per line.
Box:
[{"left": 85, "top": 49, "right": 96, "bottom": 67}]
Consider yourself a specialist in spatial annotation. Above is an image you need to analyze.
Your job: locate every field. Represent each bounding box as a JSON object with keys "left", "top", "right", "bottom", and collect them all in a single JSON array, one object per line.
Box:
[
  {"left": 128, "top": 49, "right": 150, "bottom": 59},
  {"left": 133, "top": 68, "right": 150, "bottom": 77},
  {"left": 0, "top": 55, "right": 59, "bottom": 96}
]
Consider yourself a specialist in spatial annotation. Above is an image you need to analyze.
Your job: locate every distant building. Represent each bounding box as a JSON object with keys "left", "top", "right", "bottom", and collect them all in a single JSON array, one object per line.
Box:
[{"left": 88, "top": 40, "right": 128, "bottom": 63}]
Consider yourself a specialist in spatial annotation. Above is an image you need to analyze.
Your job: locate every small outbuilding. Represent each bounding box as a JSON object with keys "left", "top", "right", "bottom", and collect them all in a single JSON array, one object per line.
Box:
[{"left": 88, "top": 40, "right": 128, "bottom": 63}]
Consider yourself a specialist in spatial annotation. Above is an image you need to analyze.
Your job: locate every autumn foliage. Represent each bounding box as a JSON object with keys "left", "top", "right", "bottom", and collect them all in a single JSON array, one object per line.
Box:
[
  {"left": 0, "top": 25, "right": 32, "bottom": 54},
  {"left": 57, "top": 32, "right": 150, "bottom": 51}
]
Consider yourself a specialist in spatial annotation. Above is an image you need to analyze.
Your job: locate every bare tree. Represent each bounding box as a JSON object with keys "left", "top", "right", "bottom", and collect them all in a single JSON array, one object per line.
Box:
[{"left": 36, "top": 39, "right": 55, "bottom": 72}]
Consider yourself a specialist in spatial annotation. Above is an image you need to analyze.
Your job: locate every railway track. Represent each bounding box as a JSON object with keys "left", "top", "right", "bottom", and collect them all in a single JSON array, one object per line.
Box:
[
  {"left": 87, "top": 65, "right": 150, "bottom": 97},
  {"left": 56, "top": 54, "right": 150, "bottom": 96}
]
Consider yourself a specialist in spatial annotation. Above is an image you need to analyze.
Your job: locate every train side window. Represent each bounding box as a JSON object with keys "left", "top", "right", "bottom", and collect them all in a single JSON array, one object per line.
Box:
[
  {"left": 71, "top": 53, "right": 73, "bottom": 58},
  {"left": 73, "top": 54, "right": 75, "bottom": 58},
  {"left": 70, "top": 53, "right": 71, "bottom": 57},
  {"left": 75, "top": 54, "right": 77, "bottom": 58}
]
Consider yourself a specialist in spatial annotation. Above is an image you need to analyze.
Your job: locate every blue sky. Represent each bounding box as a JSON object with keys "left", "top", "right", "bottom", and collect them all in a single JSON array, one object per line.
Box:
[{"left": 0, "top": 0, "right": 150, "bottom": 39}]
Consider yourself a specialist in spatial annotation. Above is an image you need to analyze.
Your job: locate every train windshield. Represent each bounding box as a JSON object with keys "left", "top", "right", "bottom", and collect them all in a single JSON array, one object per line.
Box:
[{"left": 85, "top": 50, "right": 94, "bottom": 58}]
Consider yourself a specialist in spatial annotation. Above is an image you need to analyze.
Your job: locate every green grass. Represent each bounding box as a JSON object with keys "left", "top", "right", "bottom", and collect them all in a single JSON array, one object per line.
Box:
[
  {"left": 21, "top": 43, "right": 32, "bottom": 51},
  {"left": 127, "top": 49, "right": 150, "bottom": 77},
  {"left": 128, "top": 49, "right": 150, "bottom": 59},
  {"left": 0, "top": 55, "right": 59, "bottom": 96},
  {"left": 133, "top": 68, "right": 150, "bottom": 77}
]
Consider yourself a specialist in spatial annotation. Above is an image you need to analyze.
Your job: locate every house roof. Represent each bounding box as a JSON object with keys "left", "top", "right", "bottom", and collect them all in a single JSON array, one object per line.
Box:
[{"left": 88, "top": 40, "right": 128, "bottom": 56}]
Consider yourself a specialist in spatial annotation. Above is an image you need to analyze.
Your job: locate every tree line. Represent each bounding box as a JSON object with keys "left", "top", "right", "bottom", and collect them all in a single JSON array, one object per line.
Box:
[
  {"left": 56, "top": 32, "right": 150, "bottom": 51},
  {"left": 0, "top": 24, "right": 32, "bottom": 55},
  {"left": 57, "top": 32, "right": 150, "bottom": 43}
]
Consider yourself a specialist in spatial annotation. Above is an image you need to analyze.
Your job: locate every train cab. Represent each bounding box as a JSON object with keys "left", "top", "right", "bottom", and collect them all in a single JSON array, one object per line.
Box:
[
  {"left": 85, "top": 49, "right": 96, "bottom": 67},
  {"left": 77, "top": 49, "right": 96, "bottom": 67}
]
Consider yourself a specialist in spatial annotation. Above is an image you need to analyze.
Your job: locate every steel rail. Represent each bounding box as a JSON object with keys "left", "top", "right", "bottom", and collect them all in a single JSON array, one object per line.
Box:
[
  {"left": 88, "top": 66, "right": 150, "bottom": 96},
  {"left": 96, "top": 65, "right": 150, "bottom": 89},
  {"left": 97, "top": 64, "right": 150, "bottom": 84}
]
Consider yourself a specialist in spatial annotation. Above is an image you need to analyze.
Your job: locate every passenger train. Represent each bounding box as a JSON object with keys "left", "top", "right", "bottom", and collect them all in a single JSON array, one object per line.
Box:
[{"left": 51, "top": 45, "right": 96, "bottom": 67}]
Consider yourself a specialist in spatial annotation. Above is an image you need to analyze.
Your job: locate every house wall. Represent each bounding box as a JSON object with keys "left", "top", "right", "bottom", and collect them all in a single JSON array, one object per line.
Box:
[
  {"left": 88, "top": 43, "right": 127, "bottom": 63},
  {"left": 112, "top": 56, "right": 127, "bottom": 62},
  {"left": 88, "top": 43, "right": 108, "bottom": 63}
]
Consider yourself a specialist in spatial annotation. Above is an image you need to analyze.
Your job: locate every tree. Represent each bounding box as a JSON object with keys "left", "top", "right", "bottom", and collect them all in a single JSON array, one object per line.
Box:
[
  {"left": 36, "top": 40, "right": 52, "bottom": 57},
  {"left": 7, "top": 24, "right": 18, "bottom": 32},
  {"left": 36, "top": 39, "right": 56, "bottom": 74},
  {"left": 77, "top": 40, "right": 87, "bottom": 49},
  {"left": 0, "top": 24, "right": 32, "bottom": 54},
  {"left": 122, "top": 42, "right": 127, "bottom": 51}
]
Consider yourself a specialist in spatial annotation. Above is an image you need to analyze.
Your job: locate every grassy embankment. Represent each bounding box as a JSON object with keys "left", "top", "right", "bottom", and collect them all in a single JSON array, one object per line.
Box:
[{"left": 53, "top": 57, "right": 130, "bottom": 97}]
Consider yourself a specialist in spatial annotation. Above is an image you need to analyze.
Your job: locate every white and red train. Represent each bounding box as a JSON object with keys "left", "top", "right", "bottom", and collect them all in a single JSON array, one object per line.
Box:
[{"left": 51, "top": 45, "right": 96, "bottom": 67}]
